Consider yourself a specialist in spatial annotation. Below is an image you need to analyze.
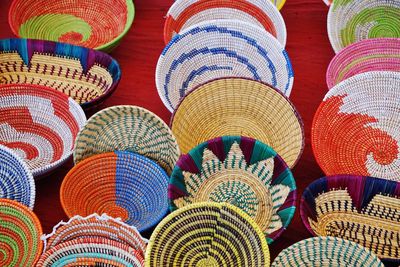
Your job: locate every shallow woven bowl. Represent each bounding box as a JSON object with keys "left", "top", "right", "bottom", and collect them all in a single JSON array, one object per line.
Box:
[
  {"left": 171, "top": 78, "right": 304, "bottom": 168},
  {"left": 164, "top": 0, "right": 286, "bottom": 46},
  {"left": 8, "top": 0, "right": 135, "bottom": 52},
  {"left": 0, "top": 84, "right": 86, "bottom": 177},
  {"left": 312, "top": 71, "right": 400, "bottom": 181},
  {"left": 169, "top": 136, "right": 296, "bottom": 244},
  {"left": 327, "top": 38, "right": 400, "bottom": 88},
  {"left": 156, "top": 19, "right": 294, "bottom": 112},
  {"left": 61, "top": 151, "right": 169, "bottom": 232},
  {"left": 73, "top": 105, "right": 180, "bottom": 175},
  {"left": 0, "top": 198, "right": 43, "bottom": 266},
  {"left": 145, "top": 202, "right": 270, "bottom": 267},
  {"left": 271, "top": 236, "right": 384, "bottom": 267},
  {"left": 0, "top": 38, "right": 121, "bottom": 109},
  {"left": 0, "top": 144, "right": 35, "bottom": 209},
  {"left": 327, "top": 0, "right": 400, "bottom": 53}
]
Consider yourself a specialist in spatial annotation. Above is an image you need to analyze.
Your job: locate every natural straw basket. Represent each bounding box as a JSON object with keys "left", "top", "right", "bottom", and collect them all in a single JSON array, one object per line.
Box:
[
  {"left": 164, "top": 0, "right": 286, "bottom": 46},
  {"left": 326, "top": 38, "right": 400, "bottom": 89},
  {"left": 145, "top": 202, "right": 270, "bottom": 267},
  {"left": 301, "top": 175, "right": 400, "bottom": 262},
  {"left": 8, "top": 0, "right": 135, "bottom": 52},
  {"left": 61, "top": 151, "right": 169, "bottom": 232},
  {"left": 156, "top": 19, "right": 294, "bottom": 112},
  {"left": 312, "top": 71, "right": 400, "bottom": 181},
  {"left": 271, "top": 237, "right": 384, "bottom": 267},
  {"left": 169, "top": 136, "right": 297, "bottom": 244},
  {"left": 0, "top": 38, "right": 121, "bottom": 109},
  {"left": 171, "top": 78, "right": 304, "bottom": 168},
  {"left": 0, "top": 84, "right": 86, "bottom": 177},
  {"left": 73, "top": 105, "right": 180, "bottom": 175},
  {"left": 327, "top": 0, "right": 400, "bottom": 53},
  {"left": 0, "top": 144, "right": 35, "bottom": 209},
  {"left": 0, "top": 198, "right": 43, "bottom": 266}
]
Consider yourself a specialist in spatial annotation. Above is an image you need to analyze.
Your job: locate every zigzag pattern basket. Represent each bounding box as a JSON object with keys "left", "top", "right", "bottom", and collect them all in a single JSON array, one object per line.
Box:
[{"left": 169, "top": 136, "right": 297, "bottom": 244}]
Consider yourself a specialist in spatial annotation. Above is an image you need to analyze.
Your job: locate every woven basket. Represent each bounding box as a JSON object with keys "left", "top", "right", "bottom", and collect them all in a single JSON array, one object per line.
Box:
[
  {"left": 301, "top": 175, "right": 400, "bottom": 262},
  {"left": 0, "top": 198, "right": 43, "bottom": 266},
  {"left": 327, "top": 0, "right": 400, "bottom": 53},
  {"left": 271, "top": 237, "right": 384, "bottom": 267},
  {"left": 169, "top": 136, "right": 296, "bottom": 244},
  {"left": 0, "top": 144, "right": 35, "bottom": 209},
  {"left": 164, "top": 0, "right": 286, "bottom": 46},
  {"left": 145, "top": 202, "right": 270, "bottom": 267},
  {"left": 0, "top": 84, "right": 86, "bottom": 177},
  {"left": 73, "top": 105, "right": 180, "bottom": 175},
  {"left": 156, "top": 19, "right": 294, "bottom": 112},
  {"left": 312, "top": 71, "right": 400, "bottom": 181},
  {"left": 171, "top": 78, "right": 304, "bottom": 168},
  {"left": 0, "top": 38, "right": 121, "bottom": 109},
  {"left": 8, "top": 0, "right": 135, "bottom": 52},
  {"left": 327, "top": 38, "right": 400, "bottom": 88},
  {"left": 61, "top": 151, "right": 169, "bottom": 232}
]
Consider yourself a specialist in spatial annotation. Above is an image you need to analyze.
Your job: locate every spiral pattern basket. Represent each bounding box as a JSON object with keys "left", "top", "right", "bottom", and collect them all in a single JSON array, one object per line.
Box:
[
  {"left": 0, "top": 84, "right": 86, "bottom": 177},
  {"left": 0, "top": 198, "right": 43, "bottom": 266},
  {"left": 164, "top": 0, "right": 286, "bottom": 46},
  {"left": 8, "top": 0, "right": 135, "bottom": 52},
  {"left": 145, "top": 202, "right": 270, "bottom": 267},
  {"left": 0, "top": 38, "right": 121, "bottom": 109},
  {"left": 0, "top": 144, "right": 35, "bottom": 209},
  {"left": 301, "top": 175, "right": 400, "bottom": 262},
  {"left": 61, "top": 151, "right": 169, "bottom": 232},
  {"left": 37, "top": 237, "right": 144, "bottom": 267},
  {"left": 169, "top": 136, "right": 296, "bottom": 244},
  {"left": 171, "top": 78, "right": 304, "bottom": 168},
  {"left": 156, "top": 19, "right": 294, "bottom": 112},
  {"left": 327, "top": 0, "right": 400, "bottom": 53},
  {"left": 271, "top": 237, "right": 384, "bottom": 267},
  {"left": 326, "top": 38, "right": 400, "bottom": 88}
]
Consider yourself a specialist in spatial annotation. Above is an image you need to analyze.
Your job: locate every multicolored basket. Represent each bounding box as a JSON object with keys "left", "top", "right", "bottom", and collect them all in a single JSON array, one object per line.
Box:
[
  {"left": 0, "top": 144, "right": 35, "bottom": 209},
  {"left": 0, "top": 84, "right": 86, "bottom": 177},
  {"left": 169, "top": 136, "right": 296, "bottom": 244},
  {"left": 156, "top": 19, "right": 294, "bottom": 112},
  {"left": 8, "top": 0, "right": 135, "bottom": 52},
  {"left": 271, "top": 237, "right": 384, "bottom": 267},
  {"left": 145, "top": 202, "right": 270, "bottom": 267},
  {"left": 327, "top": 0, "right": 400, "bottom": 53},
  {"left": 0, "top": 198, "right": 43, "bottom": 266},
  {"left": 301, "top": 175, "right": 400, "bottom": 262},
  {"left": 73, "top": 105, "right": 180, "bottom": 174},
  {"left": 0, "top": 38, "right": 121, "bottom": 109},
  {"left": 326, "top": 38, "right": 400, "bottom": 88},
  {"left": 171, "top": 78, "right": 304, "bottom": 168},
  {"left": 312, "top": 71, "right": 400, "bottom": 181},
  {"left": 61, "top": 151, "right": 169, "bottom": 232},
  {"left": 164, "top": 0, "right": 286, "bottom": 46}
]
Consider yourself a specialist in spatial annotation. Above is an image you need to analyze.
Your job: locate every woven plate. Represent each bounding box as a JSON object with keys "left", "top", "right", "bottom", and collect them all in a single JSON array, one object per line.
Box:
[
  {"left": 169, "top": 136, "right": 296, "bottom": 244},
  {"left": 164, "top": 0, "right": 286, "bottom": 46},
  {"left": 171, "top": 78, "right": 304, "bottom": 168},
  {"left": 156, "top": 19, "right": 294, "bottom": 112},
  {"left": 8, "top": 0, "right": 135, "bottom": 52},
  {"left": 0, "top": 38, "right": 121, "bottom": 109},
  {"left": 61, "top": 151, "right": 169, "bottom": 232},
  {"left": 327, "top": 38, "right": 400, "bottom": 88},
  {"left": 145, "top": 202, "right": 270, "bottom": 267},
  {"left": 0, "top": 144, "right": 35, "bottom": 209},
  {"left": 271, "top": 237, "right": 384, "bottom": 267},
  {"left": 0, "top": 84, "right": 86, "bottom": 177},
  {"left": 301, "top": 175, "right": 400, "bottom": 262},
  {"left": 0, "top": 198, "right": 43, "bottom": 266},
  {"left": 312, "top": 71, "right": 400, "bottom": 181},
  {"left": 327, "top": 0, "right": 400, "bottom": 53}
]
